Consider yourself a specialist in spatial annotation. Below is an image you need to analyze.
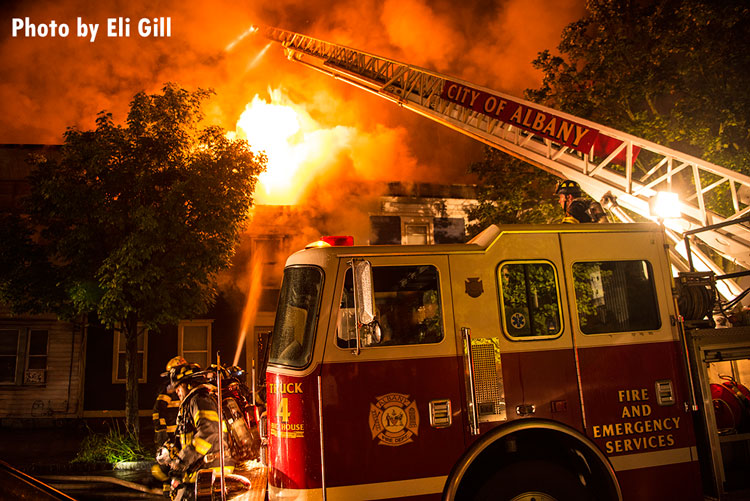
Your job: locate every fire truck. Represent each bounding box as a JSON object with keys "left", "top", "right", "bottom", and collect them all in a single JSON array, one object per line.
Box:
[{"left": 222, "top": 26, "right": 750, "bottom": 501}]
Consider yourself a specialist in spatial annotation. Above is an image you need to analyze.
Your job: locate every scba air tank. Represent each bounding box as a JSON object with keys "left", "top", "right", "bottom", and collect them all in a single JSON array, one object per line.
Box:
[{"left": 224, "top": 396, "right": 258, "bottom": 459}]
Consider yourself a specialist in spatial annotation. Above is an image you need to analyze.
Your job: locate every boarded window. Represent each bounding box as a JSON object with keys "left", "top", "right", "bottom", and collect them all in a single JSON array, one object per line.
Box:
[
  {"left": 573, "top": 260, "right": 661, "bottom": 334},
  {"left": 499, "top": 262, "right": 562, "bottom": 340}
]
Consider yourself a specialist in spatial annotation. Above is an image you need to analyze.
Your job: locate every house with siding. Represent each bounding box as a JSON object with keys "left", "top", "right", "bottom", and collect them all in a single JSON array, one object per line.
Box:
[{"left": 0, "top": 144, "right": 477, "bottom": 426}]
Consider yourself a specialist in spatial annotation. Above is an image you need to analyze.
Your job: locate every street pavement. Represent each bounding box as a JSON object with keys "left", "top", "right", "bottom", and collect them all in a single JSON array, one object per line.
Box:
[{"left": 0, "top": 423, "right": 163, "bottom": 499}]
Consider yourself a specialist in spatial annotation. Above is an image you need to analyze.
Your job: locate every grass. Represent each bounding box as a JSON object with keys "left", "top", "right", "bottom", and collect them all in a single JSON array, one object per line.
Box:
[{"left": 72, "top": 423, "right": 150, "bottom": 464}]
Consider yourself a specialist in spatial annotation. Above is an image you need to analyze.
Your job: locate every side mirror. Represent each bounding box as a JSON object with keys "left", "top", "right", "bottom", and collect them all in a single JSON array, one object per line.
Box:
[
  {"left": 351, "top": 259, "right": 375, "bottom": 354},
  {"left": 352, "top": 259, "right": 375, "bottom": 325},
  {"left": 364, "top": 322, "right": 383, "bottom": 346}
]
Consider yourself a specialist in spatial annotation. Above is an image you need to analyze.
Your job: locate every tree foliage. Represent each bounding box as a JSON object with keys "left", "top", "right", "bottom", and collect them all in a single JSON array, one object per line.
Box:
[
  {"left": 466, "top": 148, "right": 560, "bottom": 236},
  {"left": 470, "top": 0, "right": 750, "bottom": 227},
  {"left": 0, "top": 83, "right": 266, "bottom": 434},
  {"left": 528, "top": 0, "right": 750, "bottom": 175}
]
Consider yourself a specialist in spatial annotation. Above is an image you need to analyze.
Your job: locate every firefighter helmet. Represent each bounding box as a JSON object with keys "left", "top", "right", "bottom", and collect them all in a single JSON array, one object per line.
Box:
[
  {"left": 169, "top": 362, "right": 203, "bottom": 388},
  {"left": 555, "top": 180, "right": 582, "bottom": 197},
  {"left": 160, "top": 356, "right": 188, "bottom": 377},
  {"left": 166, "top": 356, "right": 187, "bottom": 372}
]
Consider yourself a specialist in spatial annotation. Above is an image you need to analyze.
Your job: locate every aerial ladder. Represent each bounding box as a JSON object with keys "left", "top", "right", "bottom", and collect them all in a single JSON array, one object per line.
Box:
[{"left": 254, "top": 25, "right": 750, "bottom": 300}]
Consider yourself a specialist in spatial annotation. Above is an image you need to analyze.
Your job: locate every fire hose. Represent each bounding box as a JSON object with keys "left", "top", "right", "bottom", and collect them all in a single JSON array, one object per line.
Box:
[{"left": 37, "top": 474, "right": 162, "bottom": 495}]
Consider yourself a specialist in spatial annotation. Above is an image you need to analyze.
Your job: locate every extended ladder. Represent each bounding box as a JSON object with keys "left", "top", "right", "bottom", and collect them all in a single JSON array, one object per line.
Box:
[{"left": 256, "top": 25, "right": 750, "bottom": 292}]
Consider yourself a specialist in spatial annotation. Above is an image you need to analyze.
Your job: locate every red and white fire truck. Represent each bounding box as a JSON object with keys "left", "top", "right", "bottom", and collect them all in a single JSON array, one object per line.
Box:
[
  {"left": 224, "top": 26, "right": 750, "bottom": 501},
  {"left": 260, "top": 224, "right": 750, "bottom": 501}
]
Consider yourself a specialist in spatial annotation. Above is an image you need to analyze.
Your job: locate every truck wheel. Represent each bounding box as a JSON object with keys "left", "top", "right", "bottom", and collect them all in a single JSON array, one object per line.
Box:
[{"left": 474, "top": 460, "right": 589, "bottom": 501}]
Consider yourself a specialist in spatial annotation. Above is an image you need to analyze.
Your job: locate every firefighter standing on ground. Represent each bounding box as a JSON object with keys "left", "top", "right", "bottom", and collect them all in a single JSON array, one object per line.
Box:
[
  {"left": 555, "top": 180, "right": 608, "bottom": 223},
  {"left": 156, "top": 362, "right": 234, "bottom": 501},
  {"left": 153, "top": 356, "right": 187, "bottom": 447},
  {"left": 152, "top": 356, "right": 187, "bottom": 497}
]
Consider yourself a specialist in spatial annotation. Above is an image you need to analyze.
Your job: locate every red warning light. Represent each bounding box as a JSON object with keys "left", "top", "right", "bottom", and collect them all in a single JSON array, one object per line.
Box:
[{"left": 321, "top": 235, "right": 354, "bottom": 246}]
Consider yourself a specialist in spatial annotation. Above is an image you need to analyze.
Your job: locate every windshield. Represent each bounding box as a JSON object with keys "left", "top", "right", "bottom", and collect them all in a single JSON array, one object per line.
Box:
[{"left": 268, "top": 266, "right": 324, "bottom": 368}]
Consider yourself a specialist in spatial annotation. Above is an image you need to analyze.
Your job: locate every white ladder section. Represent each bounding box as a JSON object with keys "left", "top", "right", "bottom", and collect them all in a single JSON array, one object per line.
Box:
[{"left": 258, "top": 25, "right": 750, "bottom": 293}]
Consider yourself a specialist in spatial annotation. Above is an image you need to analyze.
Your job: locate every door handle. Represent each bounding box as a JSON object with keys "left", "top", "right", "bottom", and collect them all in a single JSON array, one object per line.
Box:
[{"left": 516, "top": 404, "right": 536, "bottom": 416}]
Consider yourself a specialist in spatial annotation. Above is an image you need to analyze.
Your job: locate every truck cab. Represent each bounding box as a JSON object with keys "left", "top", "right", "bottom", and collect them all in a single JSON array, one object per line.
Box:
[{"left": 263, "top": 223, "right": 743, "bottom": 500}]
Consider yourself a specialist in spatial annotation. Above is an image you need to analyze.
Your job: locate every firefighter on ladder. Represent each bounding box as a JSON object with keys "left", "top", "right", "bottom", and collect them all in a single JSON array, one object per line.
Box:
[
  {"left": 156, "top": 362, "right": 234, "bottom": 501},
  {"left": 555, "top": 180, "right": 608, "bottom": 223}
]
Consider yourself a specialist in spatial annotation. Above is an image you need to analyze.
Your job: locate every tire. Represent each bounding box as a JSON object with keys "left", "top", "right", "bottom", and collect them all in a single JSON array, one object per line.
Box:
[{"left": 474, "top": 460, "right": 589, "bottom": 501}]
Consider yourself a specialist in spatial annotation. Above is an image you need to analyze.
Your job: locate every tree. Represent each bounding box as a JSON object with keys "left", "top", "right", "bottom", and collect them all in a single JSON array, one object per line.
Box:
[
  {"left": 0, "top": 84, "right": 266, "bottom": 435},
  {"left": 470, "top": 0, "right": 749, "bottom": 225},
  {"left": 466, "top": 148, "right": 560, "bottom": 236},
  {"left": 528, "top": 0, "right": 750, "bottom": 193}
]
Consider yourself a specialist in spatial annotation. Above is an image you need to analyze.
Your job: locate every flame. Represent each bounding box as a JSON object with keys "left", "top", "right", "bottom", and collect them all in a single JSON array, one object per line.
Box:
[{"left": 232, "top": 88, "right": 355, "bottom": 205}]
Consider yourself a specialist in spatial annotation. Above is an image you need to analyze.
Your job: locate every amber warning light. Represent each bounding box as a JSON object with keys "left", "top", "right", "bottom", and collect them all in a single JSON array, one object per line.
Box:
[{"left": 305, "top": 236, "right": 355, "bottom": 249}]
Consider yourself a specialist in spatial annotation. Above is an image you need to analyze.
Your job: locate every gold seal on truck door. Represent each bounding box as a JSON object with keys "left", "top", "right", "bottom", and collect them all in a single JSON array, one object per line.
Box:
[{"left": 369, "top": 393, "right": 420, "bottom": 447}]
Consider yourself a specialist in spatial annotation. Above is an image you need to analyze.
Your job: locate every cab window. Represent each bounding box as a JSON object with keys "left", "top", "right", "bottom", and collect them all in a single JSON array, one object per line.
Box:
[
  {"left": 573, "top": 260, "right": 661, "bottom": 334},
  {"left": 499, "top": 261, "right": 562, "bottom": 340},
  {"left": 268, "top": 266, "right": 324, "bottom": 368},
  {"left": 337, "top": 265, "right": 444, "bottom": 348}
]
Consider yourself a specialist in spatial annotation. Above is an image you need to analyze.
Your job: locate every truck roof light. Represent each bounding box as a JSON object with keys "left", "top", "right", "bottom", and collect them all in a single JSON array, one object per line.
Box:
[
  {"left": 322, "top": 235, "right": 354, "bottom": 246},
  {"left": 305, "top": 235, "right": 354, "bottom": 249}
]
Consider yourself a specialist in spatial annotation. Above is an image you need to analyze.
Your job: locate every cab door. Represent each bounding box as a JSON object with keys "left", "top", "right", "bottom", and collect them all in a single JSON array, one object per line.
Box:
[
  {"left": 449, "top": 231, "right": 583, "bottom": 433},
  {"left": 318, "top": 254, "right": 465, "bottom": 500},
  {"left": 560, "top": 229, "right": 702, "bottom": 500}
]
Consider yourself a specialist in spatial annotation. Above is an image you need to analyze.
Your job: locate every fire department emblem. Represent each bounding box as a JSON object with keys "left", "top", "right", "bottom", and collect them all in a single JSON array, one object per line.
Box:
[
  {"left": 369, "top": 393, "right": 419, "bottom": 447},
  {"left": 465, "top": 277, "right": 484, "bottom": 298}
]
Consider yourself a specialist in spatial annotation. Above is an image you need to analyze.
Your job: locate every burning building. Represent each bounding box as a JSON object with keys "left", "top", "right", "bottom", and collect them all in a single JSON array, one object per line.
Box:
[{"left": 0, "top": 139, "right": 477, "bottom": 425}]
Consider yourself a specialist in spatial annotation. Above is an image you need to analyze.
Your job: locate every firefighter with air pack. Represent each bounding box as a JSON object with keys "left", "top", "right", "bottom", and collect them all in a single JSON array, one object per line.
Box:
[
  {"left": 555, "top": 180, "right": 608, "bottom": 223},
  {"left": 151, "top": 356, "right": 188, "bottom": 497},
  {"left": 156, "top": 362, "right": 234, "bottom": 501}
]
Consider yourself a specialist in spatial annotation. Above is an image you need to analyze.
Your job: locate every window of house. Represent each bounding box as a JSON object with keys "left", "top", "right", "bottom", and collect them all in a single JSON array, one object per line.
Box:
[
  {"left": 573, "top": 260, "right": 661, "bottom": 334},
  {"left": 113, "top": 326, "right": 148, "bottom": 383},
  {"left": 179, "top": 321, "right": 212, "bottom": 369},
  {"left": 254, "top": 237, "right": 286, "bottom": 312},
  {"left": 499, "top": 261, "right": 562, "bottom": 340},
  {"left": 370, "top": 215, "right": 401, "bottom": 245},
  {"left": 255, "top": 238, "right": 283, "bottom": 287},
  {"left": 404, "top": 224, "right": 429, "bottom": 245},
  {"left": 0, "top": 329, "right": 19, "bottom": 384},
  {"left": 24, "top": 330, "right": 48, "bottom": 384},
  {"left": 433, "top": 217, "right": 466, "bottom": 243},
  {"left": 337, "top": 265, "right": 444, "bottom": 348}
]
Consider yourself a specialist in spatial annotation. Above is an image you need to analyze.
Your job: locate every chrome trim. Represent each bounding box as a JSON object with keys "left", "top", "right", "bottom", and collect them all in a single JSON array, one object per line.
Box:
[
  {"left": 429, "top": 399, "right": 452, "bottom": 428},
  {"left": 515, "top": 404, "right": 536, "bottom": 416},
  {"left": 318, "top": 375, "right": 327, "bottom": 500},
  {"left": 654, "top": 379, "right": 675, "bottom": 406},
  {"left": 461, "top": 327, "right": 480, "bottom": 436},
  {"left": 348, "top": 259, "right": 361, "bottom": 356},
  {"left": 677, "top": 316, "right": 698, "bottom": 411}
]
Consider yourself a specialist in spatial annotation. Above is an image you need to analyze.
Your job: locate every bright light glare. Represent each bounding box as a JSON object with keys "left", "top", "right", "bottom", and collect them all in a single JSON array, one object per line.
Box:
[
  {"left": 649, "top": 191, "right": 680, "bottom": 219},
  {"left": 237, "top": 95, "right": 301, "bottom": 196}
]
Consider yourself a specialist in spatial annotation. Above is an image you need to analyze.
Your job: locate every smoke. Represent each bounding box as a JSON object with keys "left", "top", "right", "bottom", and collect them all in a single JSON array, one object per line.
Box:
[
  {"left": 2, "top": 0, "right": 585, "bottom": 292},
  {"left": 1, "top": 0, "right": 583, "bottom": 174}
]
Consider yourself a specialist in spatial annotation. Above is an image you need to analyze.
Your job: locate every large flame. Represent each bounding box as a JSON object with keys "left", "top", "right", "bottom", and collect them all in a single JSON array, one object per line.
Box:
[{"left": 231, "top": 88, "right": 354, "bottom": 205}]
